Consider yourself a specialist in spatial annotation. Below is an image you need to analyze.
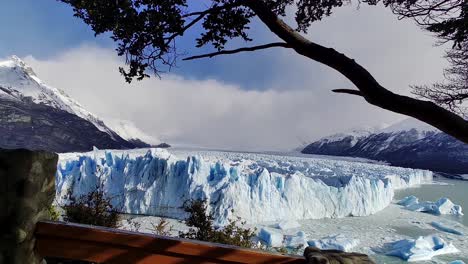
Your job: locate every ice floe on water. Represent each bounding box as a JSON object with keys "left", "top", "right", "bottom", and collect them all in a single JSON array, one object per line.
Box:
[
  {"left": 284, "top": 231, "right": 308, "bottom": 249},
  {"left": 258, "top": 227, "right": 284, "bottom": 247},
  {"left": 430, "top": 222, "right": 464, "bottom": 236},
  {"left": 398, "top": 196, "right": 463, "bottom": 216},
  {"left": 57, "top": 148, "right": 432, "bottom": 225},
  {"left": 384, "top": 235, "right": 459, "bottom": 262},
  {"left": 308, "top": 234, "right": 360, "bottom": 252}
]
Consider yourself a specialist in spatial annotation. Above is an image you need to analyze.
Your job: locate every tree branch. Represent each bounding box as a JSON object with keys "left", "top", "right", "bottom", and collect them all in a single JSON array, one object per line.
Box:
[
  {"left": 183, "top": 42, "right": 291, "bottom": 61},
  {"left": 332, "top": 89, "right": 363, "bottom": 96},
  {"left": 245, "top": 0, "right": 468, "bottom": 144}
]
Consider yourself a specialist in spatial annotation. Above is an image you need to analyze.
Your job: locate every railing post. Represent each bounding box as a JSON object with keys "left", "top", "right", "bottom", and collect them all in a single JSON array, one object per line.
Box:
[{"left": 0, "top": 149, "right": 58, "bottom": 264}]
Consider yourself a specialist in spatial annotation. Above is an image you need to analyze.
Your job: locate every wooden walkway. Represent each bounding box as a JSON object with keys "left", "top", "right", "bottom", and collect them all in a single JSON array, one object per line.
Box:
[{"left": 35, "top": 221, "right": 305, "bottom": 264}]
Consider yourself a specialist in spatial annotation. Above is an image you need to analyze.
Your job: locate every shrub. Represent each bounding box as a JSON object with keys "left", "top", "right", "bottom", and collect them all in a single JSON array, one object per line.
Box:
[
  {"left": 63, "top": 187, "right": 120, "bottom": 228},
  {"left": 179, "top": 200, "right": 257, "bottom": 249},
  {"left": 47, "top": 205, "right": 61, "bottom": 221},
  {"left": 150, "top": 218, "right": 173, "bottom": 236}
]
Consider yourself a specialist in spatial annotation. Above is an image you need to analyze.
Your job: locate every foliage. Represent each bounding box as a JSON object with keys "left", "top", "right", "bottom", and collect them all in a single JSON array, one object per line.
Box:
[
  {"left": 413, "top": 42, "right": 468, "bottom": 116},
  {"left": 63, "top": 187, "right": 120, "bottom": 228},
  {"left": 274, "top": 246, "right": 289, "bottom": 255},
  {"left": 47, "top": 205, "right": 61, "bottom": 221},
  {"left": 179, "top": 199, "right": 257, "bottom": 249},
  {"left": 150, "top": 218, "right": 173, "bottom": 236},
  {"left": 58, "top": 0, "right": 467, "bottom": 82},
  {"left": 58, "top": 0, "right": 468, "bottom": 143}
]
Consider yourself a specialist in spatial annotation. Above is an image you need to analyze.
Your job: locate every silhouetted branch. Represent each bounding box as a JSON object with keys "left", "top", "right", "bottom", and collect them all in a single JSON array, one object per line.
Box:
[
  {"left": 332, "top": 89, "right": 363, "bottom": 96},
  {"left": 183, "top": 42, "right": 290, "bottom": 60}
]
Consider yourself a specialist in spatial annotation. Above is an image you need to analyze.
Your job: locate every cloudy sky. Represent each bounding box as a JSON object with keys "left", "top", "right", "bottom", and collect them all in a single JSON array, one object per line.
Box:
[{"left": 0, "top": 0, "right": 449, "bottom": 150}]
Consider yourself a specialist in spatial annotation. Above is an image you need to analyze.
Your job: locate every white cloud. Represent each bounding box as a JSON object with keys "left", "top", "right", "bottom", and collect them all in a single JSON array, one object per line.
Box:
[
  {"left": 22, "top": 4, "right": 449, "bottom": 151},
  {"left": 24, "top": 45, "right": 402, "bottom": 151}
]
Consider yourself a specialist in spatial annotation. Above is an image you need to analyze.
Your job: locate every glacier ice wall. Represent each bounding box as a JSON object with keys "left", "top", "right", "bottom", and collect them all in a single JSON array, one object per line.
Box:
[{"left": 56, "top": 149, "right": 432, "bottom": 224}]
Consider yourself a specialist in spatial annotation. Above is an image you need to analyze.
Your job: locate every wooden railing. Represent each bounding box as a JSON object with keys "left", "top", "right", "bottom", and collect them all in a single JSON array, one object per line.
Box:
[{"left": 35, "top": 221, "right": 305, "bottom": 264}]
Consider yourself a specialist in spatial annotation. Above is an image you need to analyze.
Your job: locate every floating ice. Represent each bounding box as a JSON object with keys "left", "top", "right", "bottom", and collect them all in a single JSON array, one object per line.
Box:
[
  {"left": 307, "top": 234, "right": 359, "bottom": 252},
  {"left": 399, "top": 196, "right": 463, "bottom": 216},
  {"left": 258, "top": 227, "right": 284, "bottom": 247},
  {"left": 284, "top": 231, "right": 308, "bottom": 249},
  {"left": 397, "top": 195, "right": 419, "bottom": 207},
  {"left": 430, "top": 221, "right": 463, "bottom": 236},
  {"left": 275, "top": 220, "right": 301, "bottom": 230},
  {"left": 385, "top": 235, "right": 459, "bottom": 262},
  {"left": 56, "top": 149, "right": 433, "bottom": 225},
  {"left": 449, "top": 261, "right": 466, "bottom": 264}
]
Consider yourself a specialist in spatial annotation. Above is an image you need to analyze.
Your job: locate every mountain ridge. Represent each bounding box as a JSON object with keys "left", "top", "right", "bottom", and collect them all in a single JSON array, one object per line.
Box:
[
  {"left": 301, "top": 118, "right": 468, "bottom": 174},
  {"left": 0, "top": 55, "right": 153, "bottom": 152}
]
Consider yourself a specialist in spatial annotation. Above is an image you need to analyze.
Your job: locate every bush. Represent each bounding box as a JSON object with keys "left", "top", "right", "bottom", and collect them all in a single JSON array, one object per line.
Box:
[
  {"left": 150, "top": 218, "right": 173, "bottom": 236},
  {"left": 47, "top": 205, "right": 61, "bottom": 221},
  {"left": 179, "top": 200, "right": 257, "bottom": 249},
  {"left": 63, "top": 187, "right": 120, "bottom": 228}
]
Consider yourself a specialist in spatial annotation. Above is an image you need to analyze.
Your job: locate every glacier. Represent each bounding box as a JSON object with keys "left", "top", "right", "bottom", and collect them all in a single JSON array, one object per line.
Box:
[{"left": 56, "top": 148, "right": 433, "bottom": 225}]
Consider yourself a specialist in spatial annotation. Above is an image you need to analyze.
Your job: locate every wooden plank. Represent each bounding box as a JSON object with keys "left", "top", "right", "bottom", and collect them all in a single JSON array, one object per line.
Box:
[{"left": 35, "top": 221, "right": 305, "bottom": 264}]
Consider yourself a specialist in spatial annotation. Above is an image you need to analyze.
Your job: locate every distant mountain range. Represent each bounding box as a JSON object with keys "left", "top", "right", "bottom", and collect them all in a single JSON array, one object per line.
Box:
[
  {"left": 301, "top": 118, "right": 468, "bottom": 174},
  {"left": 0, "top": 56, "right": 158, "bottom": 152}
]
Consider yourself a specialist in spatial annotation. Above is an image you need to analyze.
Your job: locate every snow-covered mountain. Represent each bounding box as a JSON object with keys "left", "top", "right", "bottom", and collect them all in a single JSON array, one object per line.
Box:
[
  {"left": 301, "top": 118, "right": 468, "bottom": 174},
  {"left": 0, "top": 56, "right": 152, "bottom": 152}
]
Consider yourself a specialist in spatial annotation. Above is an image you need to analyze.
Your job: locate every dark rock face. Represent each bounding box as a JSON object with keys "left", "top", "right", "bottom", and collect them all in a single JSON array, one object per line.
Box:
[
  {"left": 154, "top": 142, "right": 171, "bottom": 148},
  {"left": 302, "top": 130, "right": 468, "bottom": 174},
  {"left": 0, "top": 149, "right": 58, "bottom": 264},
  {"left": 0, "top": 98, "right": 141, "bottom": 153},
  {"left": 304, "top": 247, "right": 375, "bottom": 264}
]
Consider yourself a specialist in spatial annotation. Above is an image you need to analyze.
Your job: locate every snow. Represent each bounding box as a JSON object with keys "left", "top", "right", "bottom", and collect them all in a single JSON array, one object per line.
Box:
[
  {"left": 430, "top": 221, "right": 464, "bottom": 236},
  {"left": 0, "top": 56, "right": 150, "bottom": 144},
  {"left": 313, "top": 118, "right": 439, "bottom": 148},
  {"left": 275, "top": 220, "right": 301, "bottom": 230},
  {"left": 258, "top": 227, "right": 283, "bottom": 247},
  {"left": 380, "top": 118, "right": 439, "bottom": 134},
  {"left": 56, "top": 149, "right": 433, "bottom": 225},
  {"left": 105, "top": 119, "right": 159, "bottom": 145},
  {"left": 398, "top": 196, "right": 463, "bottom": 216},
  {"left": 307, "top": 234, "right": 359, "bottom": 252},
  {"left": 0, "top": 56, "right": 112, "bottom": 134},
  {"left": 385, "top": 235, "right": 459, "bottom": 262},
  {"left": 317, "top": 128, "right": 374, "bottom": 147}
]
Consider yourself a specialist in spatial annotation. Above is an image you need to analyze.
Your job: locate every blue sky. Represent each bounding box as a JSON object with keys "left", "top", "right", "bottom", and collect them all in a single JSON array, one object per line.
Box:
[
  {"left": 0, "top": 0, "right": 284, "bottom": 90},
  {"left": 0, "top": 0, "right": 111, "bottom": 58},
  {"left": 0, "top": 1, "right": 450, "bottom": 149}
]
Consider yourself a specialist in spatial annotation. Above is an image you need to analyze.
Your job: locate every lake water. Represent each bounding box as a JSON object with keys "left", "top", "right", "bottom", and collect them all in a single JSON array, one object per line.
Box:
[
  {"left": 395, "top": 177, "right": 468, "bottom": 226},
  {"left": 375, "top": 177, "right": 468, "bottom": 263}
]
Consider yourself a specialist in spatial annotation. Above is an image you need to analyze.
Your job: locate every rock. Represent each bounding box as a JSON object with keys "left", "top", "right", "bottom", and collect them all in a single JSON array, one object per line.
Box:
[
  {"left": 0, "top": 149, "right": 58, "bottom": 264},
  {"left": 303, "top": 247, "right": 375, "bottom": 264}
]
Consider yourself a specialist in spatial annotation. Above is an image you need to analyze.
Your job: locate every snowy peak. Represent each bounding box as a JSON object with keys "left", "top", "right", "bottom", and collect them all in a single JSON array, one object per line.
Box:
[
  {"left": 379, "top": 118, "right": 439, "bottom": 134},
  {"left": 106, "top": 119, "right": 159, "bottom": 145},
  {"left": 302, "top": 118, "right": 467, "bottom": 174},
  {"left": 0, "top": 55, "right": 153, "bottom": 148}
]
